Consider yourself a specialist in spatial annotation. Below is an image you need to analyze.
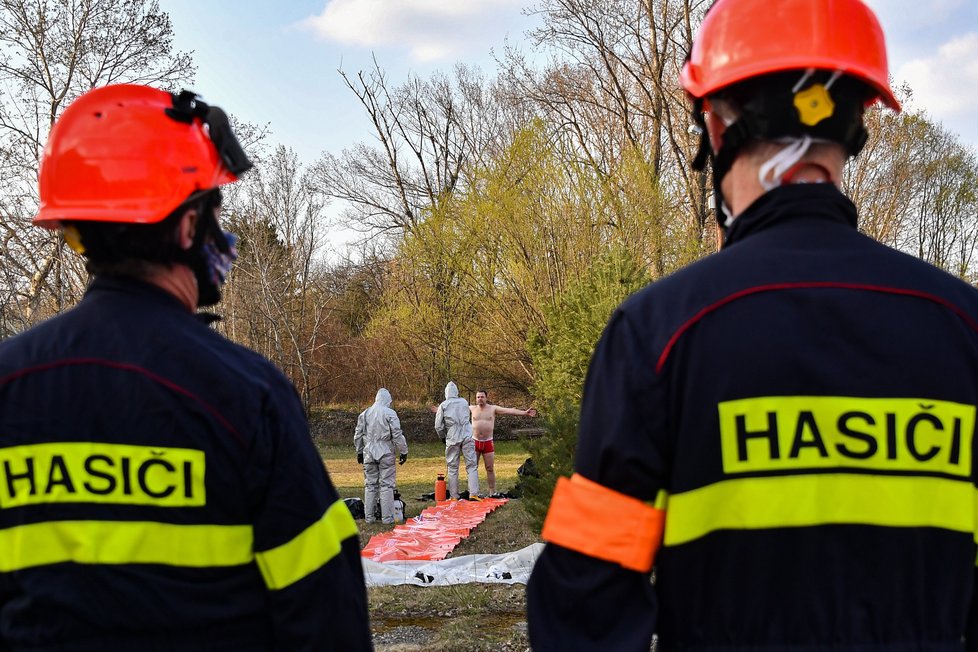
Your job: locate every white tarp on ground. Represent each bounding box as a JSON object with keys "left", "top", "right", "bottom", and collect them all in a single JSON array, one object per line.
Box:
[{"left": 362, "top": 543, "right": 544, "bottom": 587}]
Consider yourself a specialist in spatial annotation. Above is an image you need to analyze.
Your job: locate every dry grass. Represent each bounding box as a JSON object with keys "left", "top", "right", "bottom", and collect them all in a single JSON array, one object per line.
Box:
[
  {"left": 323, "top": 441, "right": 529, "bottom": 493},
  {"left": 322, "top": 440, "right": 538, "bottom": 650},
  {"left": 370, "top": 584, "right": 529, "bottom": 651}
]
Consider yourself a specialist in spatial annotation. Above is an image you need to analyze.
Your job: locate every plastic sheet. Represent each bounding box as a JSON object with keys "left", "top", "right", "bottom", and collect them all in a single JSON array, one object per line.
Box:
[
  {"left": 362, "top": 543, "right": 544, "bottom": 587},
  {"left": 361, "top": 498, "right": 508, "bottom": 562}
]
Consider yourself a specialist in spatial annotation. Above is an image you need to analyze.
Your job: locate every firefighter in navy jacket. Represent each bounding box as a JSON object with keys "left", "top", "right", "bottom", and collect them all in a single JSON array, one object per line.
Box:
[
  {"left": 0, "top": 85, "right": 371, "bottom": 650},
  {"left": 527, "top": 0, "right": 978, "bottom": 649}
]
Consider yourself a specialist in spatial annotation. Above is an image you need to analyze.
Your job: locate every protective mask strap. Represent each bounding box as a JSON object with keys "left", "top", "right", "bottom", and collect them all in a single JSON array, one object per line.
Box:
[
  {"left": 757, "top": 135, "right": 813, "bottom": 191},
  {"left": 689, "top": 99, "right": 756, "bottom": 241}
]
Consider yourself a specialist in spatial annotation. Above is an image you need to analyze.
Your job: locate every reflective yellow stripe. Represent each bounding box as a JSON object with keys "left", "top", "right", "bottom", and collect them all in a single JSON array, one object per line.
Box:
[
  {"left": 0, "top": 520, "right": 253, "bottom": 572},
  {"left": 255, "top": 500, "right": 358, "bottom": 590},
  {"left": 663, "top": 474, "right": 975, "bottom": 547}
]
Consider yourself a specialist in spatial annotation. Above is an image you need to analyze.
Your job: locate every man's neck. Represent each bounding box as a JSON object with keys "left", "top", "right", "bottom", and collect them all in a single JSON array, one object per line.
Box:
[
  {"left": 142, "top": 263, "right": 198, "bottom": 312},
  {"left": 725, "top": 161, "right": 841, "bottom": 217}
]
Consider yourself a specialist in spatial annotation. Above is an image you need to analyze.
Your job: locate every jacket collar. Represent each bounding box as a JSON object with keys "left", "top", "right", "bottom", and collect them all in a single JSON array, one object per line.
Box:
[
  {"left": 723, "top": 184, "right": 858, "bottom": 248},
  {"left": 84, "top": 275, "right": 193, "bottom": 314}
]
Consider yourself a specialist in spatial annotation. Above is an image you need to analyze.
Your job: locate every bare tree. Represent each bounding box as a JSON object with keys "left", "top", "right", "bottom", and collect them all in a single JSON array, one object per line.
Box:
[
  {"left": 0, "top": 0, "right": 194, "bottom": 335},
  {"left": 843, "top": 84, "right": 918, "bottom": 247},
  {"left": 905, "top": 122, "right": 978, "bottom": 279},
  {"left": 844, "top": 86, "right": 978, "bottom": 281},
  {"left": 309, "top": 59, "right": 508, "bottom": 243},
  {"left": 502, "top": 0, "right": 713, "bottom": 235},
  {"left": 221, "top": 144, "right": 336, "bottom": 408}
]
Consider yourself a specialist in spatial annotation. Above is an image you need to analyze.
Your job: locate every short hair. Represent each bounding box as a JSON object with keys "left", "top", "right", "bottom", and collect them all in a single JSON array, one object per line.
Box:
[
  {"left": 476, "top": 389, "right": 488, "bottom": 397},
  {"left": 70, "top": 189, "right": 220, "bottom": 278}
]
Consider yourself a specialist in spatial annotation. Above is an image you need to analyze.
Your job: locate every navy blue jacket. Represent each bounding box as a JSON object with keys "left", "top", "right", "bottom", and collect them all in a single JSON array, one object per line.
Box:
[
  {"left": 528, "top": 184, "right": 978, "bottom": 651},
  {"left": 0, "top": 277, "right": 370, "bottom": 651}
]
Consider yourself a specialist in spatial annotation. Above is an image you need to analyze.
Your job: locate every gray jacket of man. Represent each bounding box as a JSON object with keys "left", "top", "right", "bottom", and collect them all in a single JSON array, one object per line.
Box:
[
  {"left": 354, "top": 388, "right": 407, "bottom": 461},
  {"left": 434, "top": 381, "right": 473, "bottom": 445}
]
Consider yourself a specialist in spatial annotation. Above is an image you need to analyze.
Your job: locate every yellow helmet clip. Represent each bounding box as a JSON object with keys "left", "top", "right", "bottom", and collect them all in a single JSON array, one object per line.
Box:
[
  {"left": 62, "top": 225, "right": 86, "bottom": 254},
  {"left": 794, "top": 83, "right": 836, "bottom": 127}
]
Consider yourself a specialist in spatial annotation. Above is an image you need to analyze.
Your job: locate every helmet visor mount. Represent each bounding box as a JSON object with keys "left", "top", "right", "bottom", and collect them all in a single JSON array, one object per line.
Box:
[{"left": 166, "top": 90, "right": 253, "bottom": 179}]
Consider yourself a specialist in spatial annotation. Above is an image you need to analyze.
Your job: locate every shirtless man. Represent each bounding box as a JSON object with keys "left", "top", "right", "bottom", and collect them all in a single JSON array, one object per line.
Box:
[{"left": 470, "top": 390, "right": 537, "bottom": 497}]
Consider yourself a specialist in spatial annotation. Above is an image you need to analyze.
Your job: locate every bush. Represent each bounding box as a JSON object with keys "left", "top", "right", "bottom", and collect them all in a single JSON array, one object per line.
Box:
[
  {"left": 521, "top": 401, "right": 578, "bottom": 528},
  {"left": 523, "top": 249, "right": 650, "bottom": 527}
]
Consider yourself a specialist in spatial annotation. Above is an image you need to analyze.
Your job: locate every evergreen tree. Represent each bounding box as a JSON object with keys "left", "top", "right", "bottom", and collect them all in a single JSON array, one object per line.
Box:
[{"left": 523, "top": 248, "right": 650, "bottom": 527}]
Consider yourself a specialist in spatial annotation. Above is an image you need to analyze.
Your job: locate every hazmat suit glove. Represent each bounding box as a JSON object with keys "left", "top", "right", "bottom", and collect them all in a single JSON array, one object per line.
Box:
[
  {"left": 357, "top": 453, "right": 363, "bottom": 464},
  {"left": 399, "top": 453, "right": 408, "bottom": 465},
  {"left": 441, "top": 437, "right": 446, "bottom": 445}
]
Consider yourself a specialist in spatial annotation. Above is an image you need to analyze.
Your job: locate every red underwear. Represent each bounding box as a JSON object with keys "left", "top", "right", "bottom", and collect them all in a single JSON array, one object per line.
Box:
[{"left": 474, "top": 439, "right": 494, "bottom": 454}]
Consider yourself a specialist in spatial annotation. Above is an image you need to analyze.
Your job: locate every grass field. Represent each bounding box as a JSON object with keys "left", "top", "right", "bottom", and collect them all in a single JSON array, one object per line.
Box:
[
  {"left": 324, "top": 441, "right": 529, "bottom": 498},
  {"left": 322, "top": 440, "right": 540, "bottom": 651}
]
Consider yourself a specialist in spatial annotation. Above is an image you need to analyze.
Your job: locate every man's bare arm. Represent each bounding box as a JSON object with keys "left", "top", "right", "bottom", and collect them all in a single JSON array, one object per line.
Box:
[{"left": 493, "top": 405, "right": 538, "bottom": 417}]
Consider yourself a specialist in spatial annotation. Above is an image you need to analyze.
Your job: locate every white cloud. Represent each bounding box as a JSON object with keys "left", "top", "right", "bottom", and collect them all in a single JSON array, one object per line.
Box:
[
  {"left": 862, "top": 0, "right": 978, "bottom": 148},
  {"left": 896, "top": 32, "right": 978, "bottom": 143},
  {"left": 866, "top": 0, "right": 966, "bottom": 31},
  {"left": 300, "top": 0, "right": 525, "bottom": 62}
]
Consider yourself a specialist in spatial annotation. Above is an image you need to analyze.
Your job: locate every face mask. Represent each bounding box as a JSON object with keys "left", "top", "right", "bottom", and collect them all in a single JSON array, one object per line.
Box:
[
  {"left": 194, "top": 230, "right": 237, "bottom": 307},
  {"left": 203, "top": 231, "right": 238, "bottom": 287}
]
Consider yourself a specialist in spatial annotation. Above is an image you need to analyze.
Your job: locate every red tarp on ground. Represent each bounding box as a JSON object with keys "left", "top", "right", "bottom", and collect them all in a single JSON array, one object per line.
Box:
[{"left": 361, "top": 498, "right": 508, "bottom": 562}]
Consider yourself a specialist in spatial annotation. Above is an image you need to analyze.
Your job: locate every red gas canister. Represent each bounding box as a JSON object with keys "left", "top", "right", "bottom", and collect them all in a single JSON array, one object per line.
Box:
[{"left": 435, "top": 474, "right": 447, "bottom": 502}]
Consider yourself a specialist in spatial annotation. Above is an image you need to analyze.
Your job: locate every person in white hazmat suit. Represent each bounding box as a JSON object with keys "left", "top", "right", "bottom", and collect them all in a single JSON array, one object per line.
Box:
[
  {"left": 354, "top": 388, "right": 408, "bottom": 523},
  {"left": 434, "top": 381, "right": 480, "bottom": 500}
]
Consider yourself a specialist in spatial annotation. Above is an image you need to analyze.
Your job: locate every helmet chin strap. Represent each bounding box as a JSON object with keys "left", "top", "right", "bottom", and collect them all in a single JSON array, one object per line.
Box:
[{"left": 690, "top": 99, "right": 740, "bottom": 232}]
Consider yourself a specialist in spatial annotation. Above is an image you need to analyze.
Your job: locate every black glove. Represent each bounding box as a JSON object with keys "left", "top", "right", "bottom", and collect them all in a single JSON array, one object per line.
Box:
[
  {"left": 441, "top": 437, "right": 446, "bottom": 445},
  {"left": 357, "top": 453, "right": 363, "bottom": 464},
  {"left": 399, "top": 453, "right": 408, "bottom": 465}
]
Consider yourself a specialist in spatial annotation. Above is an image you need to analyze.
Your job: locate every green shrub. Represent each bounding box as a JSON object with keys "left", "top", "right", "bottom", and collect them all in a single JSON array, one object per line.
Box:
[{"left": 523, "top": 249, "right": 650, "bottom": 527}]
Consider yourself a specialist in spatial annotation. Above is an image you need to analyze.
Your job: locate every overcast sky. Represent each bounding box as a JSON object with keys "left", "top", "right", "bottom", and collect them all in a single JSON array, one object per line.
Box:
[{"left": 162, "top": 0, "right": 978, "bottom": 164}]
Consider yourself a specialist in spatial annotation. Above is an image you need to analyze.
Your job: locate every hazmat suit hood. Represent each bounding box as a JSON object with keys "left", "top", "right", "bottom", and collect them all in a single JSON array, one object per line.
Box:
[
  {"left": 434, "top": 380, "right": 477, "bottom": 497},
  {"left": 354, "top": 387, "right": 407, "bottom": 462},
  {"left": 436, "top": 381, "right": 472, "bottom": 445},
  {"left": 445, "top": 382, "right": 459, "bottom": 400},
  {"left": 375, "top": 388, "right": 393, "bottom": 408}
]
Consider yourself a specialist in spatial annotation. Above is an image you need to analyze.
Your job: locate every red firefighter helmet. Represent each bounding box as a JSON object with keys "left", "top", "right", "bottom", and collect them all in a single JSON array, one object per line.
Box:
[
  {"left": 681, "top": 0, "right": 900, "bottom": 111},
  {"left": 34, "top": 84, "right": 250, "bottom": 228}
]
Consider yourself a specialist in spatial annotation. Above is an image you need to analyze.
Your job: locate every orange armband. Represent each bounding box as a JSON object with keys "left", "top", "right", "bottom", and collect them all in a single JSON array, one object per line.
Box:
[{"left": 541, "top": 473, "right": 664, "bottom": 572}]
